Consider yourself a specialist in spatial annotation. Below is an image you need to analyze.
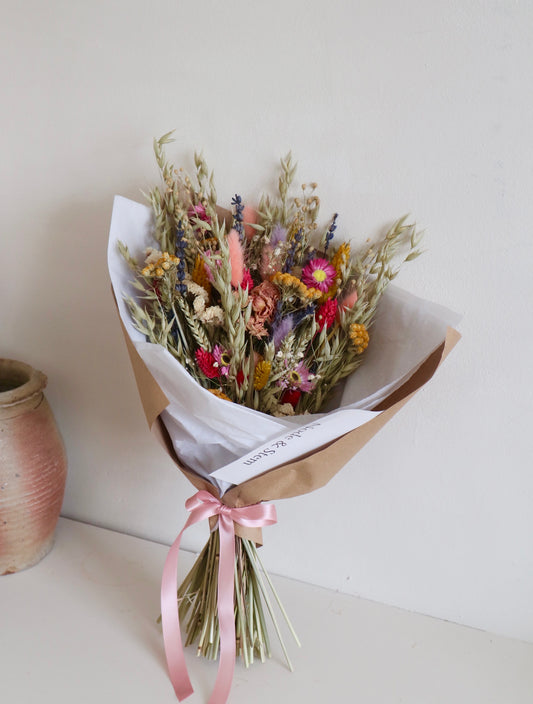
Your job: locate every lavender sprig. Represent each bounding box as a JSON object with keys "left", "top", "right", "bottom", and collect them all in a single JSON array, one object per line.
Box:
[
  {"left": 231, "top": 194, "right": 245, "bottom": 240},
  {"left": 324, "top": 213, "right": 338, "bottom": 253},
  {"left": 175, "top": 220, "right": 188, "bottom": 294},
  {"left": 282, "top": 228, "right": 303, "bottom": 273},
  {"left": 292, "top": 304, "right": 315, "bottom": 329}
]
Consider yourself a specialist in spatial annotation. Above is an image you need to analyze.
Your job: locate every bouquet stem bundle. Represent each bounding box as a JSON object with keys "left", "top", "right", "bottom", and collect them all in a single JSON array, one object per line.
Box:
[{"left": 178, "top": 532, "right": 300, "bottom": 670}]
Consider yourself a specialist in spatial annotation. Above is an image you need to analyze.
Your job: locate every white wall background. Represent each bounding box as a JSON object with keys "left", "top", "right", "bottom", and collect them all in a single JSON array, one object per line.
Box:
[{"left": 2, "top": 0, "right": 532, "bottom": 644}]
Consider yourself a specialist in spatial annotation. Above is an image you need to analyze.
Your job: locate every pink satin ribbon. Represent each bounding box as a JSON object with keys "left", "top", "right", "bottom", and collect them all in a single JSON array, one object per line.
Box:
[{"left": 161, "top": 490, "right": 277, "bottom": 703}]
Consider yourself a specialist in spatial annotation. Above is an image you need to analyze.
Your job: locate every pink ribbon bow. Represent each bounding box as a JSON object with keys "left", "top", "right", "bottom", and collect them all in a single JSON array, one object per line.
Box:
[{"left": 161, "top": 490, "right": 277, "bottom": 704}]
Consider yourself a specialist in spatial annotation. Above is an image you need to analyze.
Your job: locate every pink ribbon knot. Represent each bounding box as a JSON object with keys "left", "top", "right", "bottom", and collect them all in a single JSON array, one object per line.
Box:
[{"left": 161, "top": 490, "right": 277, "bottom": 704}]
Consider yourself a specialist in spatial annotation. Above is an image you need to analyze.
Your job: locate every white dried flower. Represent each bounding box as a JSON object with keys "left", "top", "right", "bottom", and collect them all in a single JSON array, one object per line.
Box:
[
  {"left": 193, "top": 296, "right": 206, "bottom": 315},
  {"left": 199, "top": 306, "right": 225, "bottom": 326},
  {"left": 186, "top": 280, "right": 209, "bottom": 301}
]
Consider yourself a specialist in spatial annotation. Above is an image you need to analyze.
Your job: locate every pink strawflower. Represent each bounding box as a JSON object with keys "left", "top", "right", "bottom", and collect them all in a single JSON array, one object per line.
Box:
[
  {"left": 301, "top": 258, "right": 336, "bottom": 293},
  {"left": 280, "top": 361, "right": 315, "bottom": 392},
  {"left": 316, "top": 299, "right": 338, "bottom": 331},
  {"left": 212, "top": 345, "right": 231, "bottom": 376},
  {"left": 195, "top": 348, "right": 220, "bottom": 379},
  {"left": 187, "top": 203, "right": 211, "bottom": 224}
]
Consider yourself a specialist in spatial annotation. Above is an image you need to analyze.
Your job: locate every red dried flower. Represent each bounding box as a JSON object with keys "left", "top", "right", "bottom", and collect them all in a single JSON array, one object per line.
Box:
[
  {"left": 195, "top": 348, "right": 220, "bottom": 379},
  {"left": 315, "top": 299, "right": 338, "bottom": 331},
  {"left": 280, "top": 389, "right": 301, "bottom": 408},
  {"left": 240, "top": 268, "right": 254, "bottom": 291},
  {"left": 236, "top": 369, "right": 245, "bottom": 387}
]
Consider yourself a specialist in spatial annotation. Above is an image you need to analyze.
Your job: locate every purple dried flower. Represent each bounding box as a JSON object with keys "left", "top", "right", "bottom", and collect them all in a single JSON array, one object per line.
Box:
[
  {"left": 270, "top": 224, "right": 287, "bottom": 245},
  {"left": 272, "top": 315, "right": 294, "bottom": 350}
]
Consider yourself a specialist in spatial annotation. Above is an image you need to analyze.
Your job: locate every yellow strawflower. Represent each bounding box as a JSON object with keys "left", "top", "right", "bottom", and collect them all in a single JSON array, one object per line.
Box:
[
  {"left": 349, "top": 323, "right": 369, "bottom": 354},
  {"left": 253, "top": 360, "right": 271, "bottom": 390},
  {"left": 305, "top": 286, "right": 322, "bottom": 300},
  {"left": 141, "top": 253, "right": 179, "bottom": 278},
  {"left": 272, "top": 272, "right": 321, "bottom": 300},
  {"left": 330, "top": 242, "right": 351, "bottom": 274},
  {"left": 321, "top": 242, "right": 351, "bottom": 301}
]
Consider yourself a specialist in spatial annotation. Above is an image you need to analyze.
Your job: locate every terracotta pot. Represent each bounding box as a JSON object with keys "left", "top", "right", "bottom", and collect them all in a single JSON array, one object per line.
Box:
[{"left": 0, "top": 359, "right": 67, "bottom": 574}]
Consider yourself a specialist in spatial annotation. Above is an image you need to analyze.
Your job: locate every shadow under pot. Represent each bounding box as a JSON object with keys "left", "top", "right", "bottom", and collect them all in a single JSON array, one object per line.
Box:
[{"left": 0, "top": 359, "right": 67, "bottom": 575}]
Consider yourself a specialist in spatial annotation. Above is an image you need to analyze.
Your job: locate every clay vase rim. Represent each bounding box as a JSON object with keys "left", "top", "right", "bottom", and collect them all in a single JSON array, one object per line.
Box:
[{"left": 0, "top": 358, "right": 47, "bottom": 408}]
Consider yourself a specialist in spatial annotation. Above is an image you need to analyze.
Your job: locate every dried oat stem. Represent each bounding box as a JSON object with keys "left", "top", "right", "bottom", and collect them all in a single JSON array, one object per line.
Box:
[{"left": 177, "top": 531, "right": 299, "bottom": 670}]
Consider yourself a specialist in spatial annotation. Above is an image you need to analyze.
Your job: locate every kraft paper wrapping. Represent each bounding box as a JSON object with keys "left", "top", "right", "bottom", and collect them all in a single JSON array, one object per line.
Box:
[{"left": 118, "top": 305, "right": 460, "bottom": 541}]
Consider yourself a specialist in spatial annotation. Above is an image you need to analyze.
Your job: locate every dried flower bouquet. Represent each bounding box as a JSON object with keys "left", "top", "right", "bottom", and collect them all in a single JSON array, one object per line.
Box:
[
  {"left": 109, "top": 133, "right": 459, "bottom": 704},
  {"left": 118, "top": 132, "right": 422, "bottom": 419}
]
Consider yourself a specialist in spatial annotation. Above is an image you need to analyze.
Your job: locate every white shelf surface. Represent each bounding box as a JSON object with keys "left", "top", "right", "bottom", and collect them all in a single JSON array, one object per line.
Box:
[{"left": 1, "top": 518, "right": 532, "bottom": 703}]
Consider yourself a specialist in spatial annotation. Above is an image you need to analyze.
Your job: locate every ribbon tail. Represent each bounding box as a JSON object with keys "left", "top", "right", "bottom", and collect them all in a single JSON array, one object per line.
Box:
[
  {"left": 161, "top": 522, "right": 195, "bottom": 701},
  {"left": 208, "top": 514, "right": 237, "bottom": 704}
]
